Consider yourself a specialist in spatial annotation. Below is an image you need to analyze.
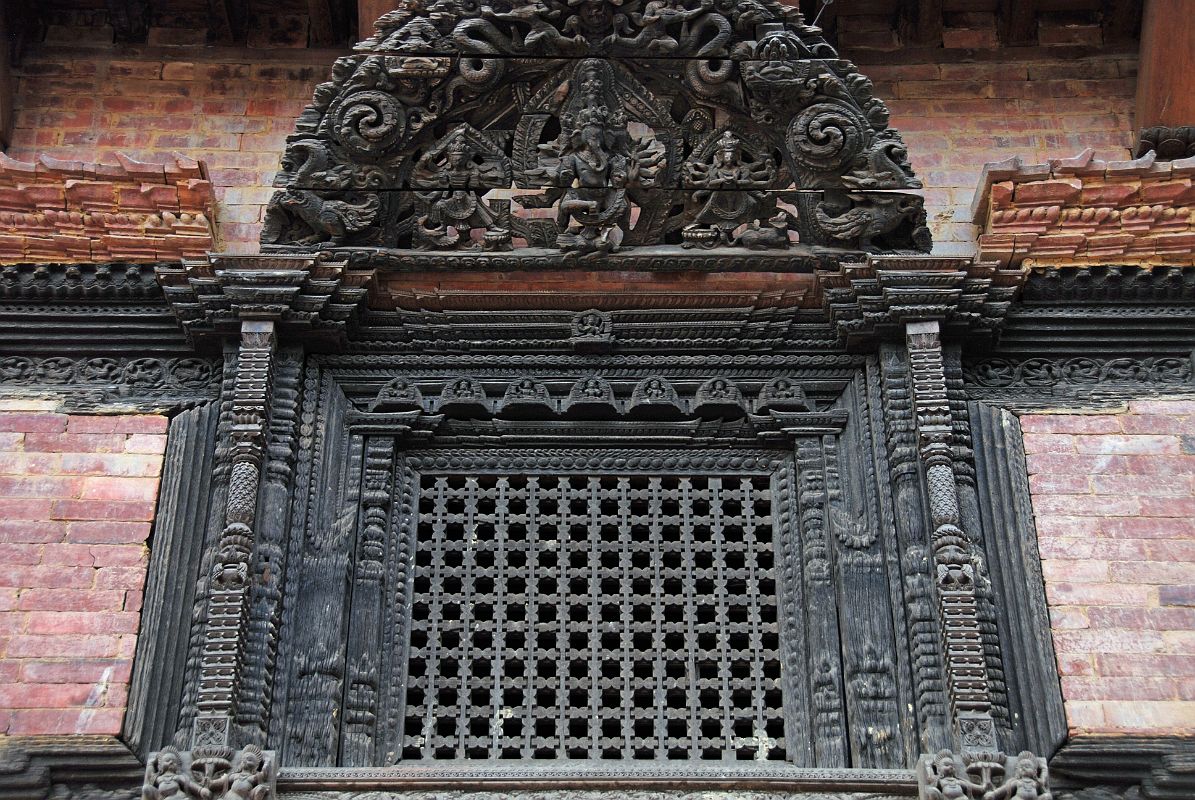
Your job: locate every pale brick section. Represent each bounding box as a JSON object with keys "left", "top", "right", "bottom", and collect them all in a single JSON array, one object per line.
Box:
[
  {"left": 1022, "top": 400, "right": 1195, "bottom": 735},
  {"left": 0, "top": 401, "right": 167, "bottom": 736}
]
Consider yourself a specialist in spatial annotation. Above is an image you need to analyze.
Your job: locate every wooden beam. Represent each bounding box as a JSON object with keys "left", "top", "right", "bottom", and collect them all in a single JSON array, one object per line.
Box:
[
  {"left": 999, "top": 0, "right": 1039, "bottom": 45},
  {"left": 308, "top": 0, "right": 336, "bottom": 46},
  {"left": 1101, "top": 0, "right": 1142, "bottom": 43},
  {"left": 107, "top": 0, "right": 152, "bottom": 43},
  {"left": 1135, "top": 0, "right": 1195, "bottom": 128},
  {"left": 903, "top": 0, "right": 945, "bottom": 45}
]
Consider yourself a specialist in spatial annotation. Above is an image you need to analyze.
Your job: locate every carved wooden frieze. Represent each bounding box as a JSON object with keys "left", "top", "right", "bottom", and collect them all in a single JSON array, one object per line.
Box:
[
  {"left": 142, "top": 745, "right": 277, "bottom": 800},
  {"left": 259, "top": 1, "right": 930, "bottom": 262}
]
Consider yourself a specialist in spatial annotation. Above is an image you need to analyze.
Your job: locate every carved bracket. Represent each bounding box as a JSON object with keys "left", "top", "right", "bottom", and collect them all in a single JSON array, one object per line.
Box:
[
  {"left": 818, "top": 256, "right": 1024, "bottom": 350},
  {"left": 156, "top": 253, "right": 375, "bottom": 349}
]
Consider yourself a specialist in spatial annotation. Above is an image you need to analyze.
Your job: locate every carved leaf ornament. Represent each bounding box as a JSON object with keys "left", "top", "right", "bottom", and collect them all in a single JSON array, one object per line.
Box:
[{"left": 261, "top": 0, "right": 930, "bottom": 256}]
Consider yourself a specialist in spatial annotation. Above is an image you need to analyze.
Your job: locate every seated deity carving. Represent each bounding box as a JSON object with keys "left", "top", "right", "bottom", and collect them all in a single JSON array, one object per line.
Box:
[{"left": 682, "top": 130, "right": 784, "bottom": 248}]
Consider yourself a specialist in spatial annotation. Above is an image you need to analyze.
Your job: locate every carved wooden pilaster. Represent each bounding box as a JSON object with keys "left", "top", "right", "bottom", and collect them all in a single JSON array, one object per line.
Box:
[
  {"left": 195, "top": 319, "right": 277, "bottom": 748},
  {"left": 904, "top": 320, "right": 995, "bottom": 753},
  {"left": 906, "top": 321, "right": 1052, "bottom": 799}
]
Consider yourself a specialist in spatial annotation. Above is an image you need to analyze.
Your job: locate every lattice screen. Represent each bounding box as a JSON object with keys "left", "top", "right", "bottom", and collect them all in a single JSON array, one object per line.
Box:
[{"left": 402, "top": 473, "right": 785, "bottom": 761}]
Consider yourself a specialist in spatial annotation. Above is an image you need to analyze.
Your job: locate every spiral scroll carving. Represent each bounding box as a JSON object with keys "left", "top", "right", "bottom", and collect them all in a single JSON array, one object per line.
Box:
[
  {"left": 786, "top": 101, "right": 868, "bottom": 179},
  {"left": 332, "top": 90, "right": 407, "bottom": 156}
]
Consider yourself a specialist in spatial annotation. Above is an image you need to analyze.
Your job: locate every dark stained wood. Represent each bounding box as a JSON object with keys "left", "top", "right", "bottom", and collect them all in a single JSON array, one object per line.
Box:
[
  {"left": 1135, "top": 0, "right": 1195, "bottom": 128},
  {"left": 969, "top": 402, "right": 1068, "bottom": 756},
  {"left": 908, "top": 0, "right": 946, "bottom": 46},
  {"left": 123, "top": 404, "right": 220, "bottom": 758},
  {"left": 207, "top": 0, "right": 250, "bottom": 44},
  {"left": 358, "top": 0, "right": 389, "bottom": 40},
  {"left": 106, "top": 0, "right": 152, "bottom": 42},
  {"left": 999, "top": 0, "right": 1040, "bottom": 44},
  {"left": 307, "top": 0, "right": 337, "bottom": 46},
  {"left": 1100, "top": 0, "right": 1141, "bottom": 42}
]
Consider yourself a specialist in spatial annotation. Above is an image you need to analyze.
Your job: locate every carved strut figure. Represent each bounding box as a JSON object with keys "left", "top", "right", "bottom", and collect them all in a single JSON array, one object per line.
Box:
[
  {"left": 683, "top": 130, "right": 775, "bottom": 247},
  {"left": 412, "top": 128, "right": 510, "bottom": 250},
  {"left": 735, "top": 212, "right": 791, "bottom": 250},
  {"left": 205, "top": 746, "right": 274, "bottom": 800}
]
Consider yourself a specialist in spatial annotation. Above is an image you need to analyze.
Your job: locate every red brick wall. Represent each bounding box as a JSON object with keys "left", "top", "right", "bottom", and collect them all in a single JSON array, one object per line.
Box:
[
  {"left": 0, "top": 400, "right": 167, "bottom": 736},
  {"left": 1022, "top": 400, "right": 1195, "bottom": 734},
  {"left": 5, "top": 46, "right": 1136, "bottom": 256},
  {"left": 870, "top": 56, "right": 1138, "bottom": 255},
  {"left": 6, "top": 49, "right": 331, "bottom": 254}
]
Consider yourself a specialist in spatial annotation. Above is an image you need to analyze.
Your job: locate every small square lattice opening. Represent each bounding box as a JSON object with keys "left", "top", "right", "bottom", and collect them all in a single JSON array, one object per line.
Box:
[{"left": 402, "top": 473, "right": 785, "bottom": 761}]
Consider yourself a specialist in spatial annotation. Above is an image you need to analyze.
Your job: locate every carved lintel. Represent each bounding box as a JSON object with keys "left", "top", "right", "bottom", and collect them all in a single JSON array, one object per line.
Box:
[
  {"left": 917, "top": 748, "right": 1050, "bottom": 800},
  {"left": 905, "top": 320, "right": 997, "bottom": 753},
  {"left": 194, "top": 321, "right": 277, "bottom": 747},
  {"left": 143, "top": 745, "right": 276, "bottom": 800}
]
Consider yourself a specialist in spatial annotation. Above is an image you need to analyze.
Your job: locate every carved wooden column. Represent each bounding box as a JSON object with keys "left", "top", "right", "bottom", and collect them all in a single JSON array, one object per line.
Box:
[
  {"left": 905, "top": 321, "right": 995, "bottom": 753},
  {"left": 906, "top": 321, "right": 1049, "bottom": 800},
  {"left": 146, "top": 253, "right": 373, "bottom": 800},
  {"left": 1134, "top": 0, "right": 1195, "bottom": 158},
  {"left": 194, "top": 319, "right": 276, "bottom": 748}
]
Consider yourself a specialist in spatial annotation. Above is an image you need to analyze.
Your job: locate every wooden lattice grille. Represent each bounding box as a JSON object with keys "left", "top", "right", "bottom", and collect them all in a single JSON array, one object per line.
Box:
[{"left": 402, "top": 473, "right": 786, "bottom": 761}]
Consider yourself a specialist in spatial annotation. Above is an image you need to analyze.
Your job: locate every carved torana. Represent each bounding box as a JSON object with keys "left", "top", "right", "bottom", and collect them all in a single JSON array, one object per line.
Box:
[{"left": 259, "top": 0, "right": 930, "bottom": 264}]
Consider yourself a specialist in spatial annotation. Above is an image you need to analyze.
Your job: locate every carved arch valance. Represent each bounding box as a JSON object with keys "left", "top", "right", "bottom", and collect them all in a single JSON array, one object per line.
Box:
[{"left": 261, "top": 0, "right": 931, "bottom": 261}]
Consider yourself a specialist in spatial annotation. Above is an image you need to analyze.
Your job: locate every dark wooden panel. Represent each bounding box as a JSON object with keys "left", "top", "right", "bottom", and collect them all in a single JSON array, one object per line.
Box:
[
  {"left": 279, "top": 378, "right": 363, "bottom": 765},
  {"left": 969, "top": 402, "right": 1067, "bottom": 756},
  {"left": 123, "top": 402, "right": 219, "bottom": 758},
  {"left": 1136, "top": 0, "right": 1195, "bottom": 128},
  {"left": 831, "top": 376, "right": 907, "bottom": 768},
  {"left": 999, "top": 0, "right": 1040, "bottom": 44}
]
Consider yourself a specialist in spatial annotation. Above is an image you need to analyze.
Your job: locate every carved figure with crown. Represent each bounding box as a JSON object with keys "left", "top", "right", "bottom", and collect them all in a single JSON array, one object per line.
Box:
[
  {"left": 526, "top": 59, "right": 664, "bottom": 253},
  {"left": 682, "top": 129, "right": 781, "bottom": 248},
  {"left": 411, "top": 124, "right": 513, "bottom": 250}
]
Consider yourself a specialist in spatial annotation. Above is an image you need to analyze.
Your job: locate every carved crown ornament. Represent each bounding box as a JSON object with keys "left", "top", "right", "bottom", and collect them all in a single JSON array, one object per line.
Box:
[{"left": 259, "top": 0, "right": 933, "bottom": 267}]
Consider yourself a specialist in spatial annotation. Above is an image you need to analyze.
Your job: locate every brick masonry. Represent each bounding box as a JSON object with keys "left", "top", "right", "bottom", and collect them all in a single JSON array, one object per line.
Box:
[
  {"left": 3, "top": 46, "right": 1137, "bottom": 256},
  {"left": 0, "top": 399, "right": 166, "bottom": 736},
  {"left": 1022, "top": 399, "right": 1195, "bottom": 734}
]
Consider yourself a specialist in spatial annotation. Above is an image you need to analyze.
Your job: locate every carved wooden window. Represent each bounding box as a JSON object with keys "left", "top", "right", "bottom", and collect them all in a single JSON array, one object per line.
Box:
[{"left": 401, "top": 472, "right": 785, "bottom": 761}]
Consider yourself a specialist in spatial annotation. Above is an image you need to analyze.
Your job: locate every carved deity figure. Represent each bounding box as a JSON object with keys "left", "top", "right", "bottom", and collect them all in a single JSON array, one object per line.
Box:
[
  {"left": 528, "top": 60, "right": 663, "bottom": 253},
  {"left": 142, "top": 749, "right": 205, "bottom": 800},
  {"left": 987, "top": 753, "right": 1052, "bottom": 800},
  {"left": 564, "top": 0, "right": 623, "bottom": 37},
  {"left": 576, "top": 311, "right": 606, "bottom": 336},
  {"left": 607, "top": 0, "right": 712, "bottom": 53},
  {"left": 683, "top": 130, "right": 777, "bottom": 247},
  {"left": 205, "top": 746, "right": 273, "bottom": 800},
  {"left": 923, "top": 751, "right": 982, "bottom": 800},
  {"left": 412, "top": 126, "right": 512, "bottom": 250}
]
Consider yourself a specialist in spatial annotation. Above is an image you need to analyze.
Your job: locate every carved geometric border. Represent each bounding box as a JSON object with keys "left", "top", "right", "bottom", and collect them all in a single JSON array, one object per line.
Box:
[{"left": 278, "top": 762, "right": 918, "bottom": 793}]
